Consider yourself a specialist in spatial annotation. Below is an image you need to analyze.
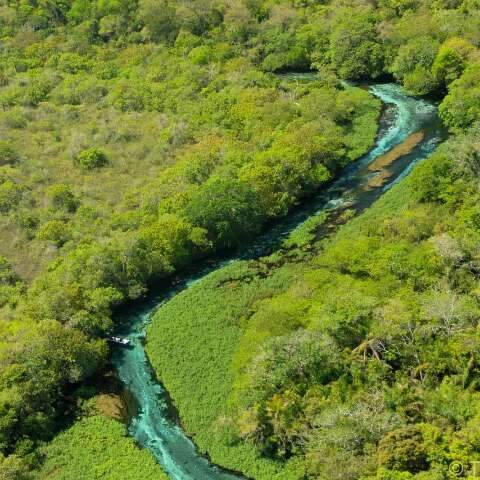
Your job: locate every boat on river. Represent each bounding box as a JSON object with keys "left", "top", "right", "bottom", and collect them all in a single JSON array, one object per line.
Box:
[{"left": 107, "top": 336, "right": 132, "bottom": 347}]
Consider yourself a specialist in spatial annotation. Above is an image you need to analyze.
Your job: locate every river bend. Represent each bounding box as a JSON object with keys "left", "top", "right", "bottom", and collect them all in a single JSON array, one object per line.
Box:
[{"left": 113, "top": 83, "right": 445, "bottom": 480}]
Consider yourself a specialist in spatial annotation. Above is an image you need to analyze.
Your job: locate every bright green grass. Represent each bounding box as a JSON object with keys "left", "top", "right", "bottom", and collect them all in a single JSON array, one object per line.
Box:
[
  {"left": 146, "top": 260, "right": 307, "bottom": 479},
  {"left": 35, "top": 416, "right": 168, "bottom": 480}
]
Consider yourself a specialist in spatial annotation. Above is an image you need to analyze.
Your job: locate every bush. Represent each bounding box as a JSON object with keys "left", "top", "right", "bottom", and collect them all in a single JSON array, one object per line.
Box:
[
  {"left": 52, "top": 75, "right": 108, "bottom": 105},
  {"left": 0, "top": 180, "right": 23, "bottom": 213},
  {"left": 46, "top": 184, "right": 79, "bottom": 212},
  {"left": 14, "top": 210, "right": 39, "bottom": 238},
  {"left": 75, "top": 147, "right": 108, "bottom": 170},
  {"left": 0, "top": 256, "right": 18, "bottom": 286},
  {"left": 0, "top": 142, "right": 18, "bottom": 166},
  {"left": 36, "top": 220, "right": 70, "bottom": 245},
  {"left": 188, "top": 45, "right": 213, "bottom": 65},
  {"left": 0, "top": 69, "right": 9, "bottom": 87},
  {"left": 4, "top": 109, "right": 27, "bottom": 129},
  {"left": 55, "top": 53, "right": 93, "bottom": 74},
  {"left": 21, "top": 76, "right": 53, "bottom": 106},
  {"left": 109, "top": 80, "right": 152, "bottom": 112}
]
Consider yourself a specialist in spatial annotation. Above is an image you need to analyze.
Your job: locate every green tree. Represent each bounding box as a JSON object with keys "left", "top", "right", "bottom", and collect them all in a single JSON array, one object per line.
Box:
[
  {"left": 330, "top": 11, "right": 384, "bottom": 79},
  {"left": 37, "top": 220, "right": 70, "bottom": 245},
  {"left": 377, "top": 426, "right": 429, "bottom": 473},
  {"left": 184, "top": 176, "right": 263, "bottom": 248},
  {"left": 0, "top": 181, "right": 23, "bottom": 214},
  {"left": 432, "top": 37, "right": 475, "bottom": 88},
  {"left": 403, "top": 66, "right": 436, "bottom": 96},
  {"left": 389, "top": 37, "right": 439, "bottom": 95},
  {"left": 439, "top": 64, "right": 480, "bottom": 131},
  {"left": 46, "top": 184, "right": 79, "bottom": 212},
  {"left": 139, "top": 0, "right": 178, "bottom": 43},
  {"left": 75, "top": 147, "right": 108, "bottom": 170}
]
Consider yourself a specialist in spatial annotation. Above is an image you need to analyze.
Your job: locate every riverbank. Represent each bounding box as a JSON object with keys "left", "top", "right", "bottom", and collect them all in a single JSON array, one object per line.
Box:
[
  {"left": 146, "top": 125, "right": 480, "bottom": 480},
  {"left": 114, "top": 84, "right": 445, "bottom": 480}
]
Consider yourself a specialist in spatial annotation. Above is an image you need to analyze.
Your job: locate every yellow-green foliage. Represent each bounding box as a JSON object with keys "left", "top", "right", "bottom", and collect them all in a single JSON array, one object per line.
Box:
[
  {"left": 0, "top": 0, "right": 480, "bottom": 476},
  {"left": 0, "top": 11, "right": 381, "bottom": 465}
]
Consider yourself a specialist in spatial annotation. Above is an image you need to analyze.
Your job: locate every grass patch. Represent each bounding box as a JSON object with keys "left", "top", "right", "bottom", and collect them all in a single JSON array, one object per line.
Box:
[{"left": 35, "top": 416, "right": 168, "bottom": 480}]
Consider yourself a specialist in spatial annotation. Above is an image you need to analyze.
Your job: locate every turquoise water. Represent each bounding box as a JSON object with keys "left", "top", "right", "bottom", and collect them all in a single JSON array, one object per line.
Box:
[{"left": 113, "top": 84, "right": 446, "bottom": 480}]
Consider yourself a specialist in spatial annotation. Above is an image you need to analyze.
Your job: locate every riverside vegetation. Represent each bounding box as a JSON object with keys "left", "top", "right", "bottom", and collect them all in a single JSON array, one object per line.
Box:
[
  {"left": 148, "top": 129, "right": 480, "bottom": 479},
  {"left": 0, "top": 0, "right": 479, "bottom": 478}
]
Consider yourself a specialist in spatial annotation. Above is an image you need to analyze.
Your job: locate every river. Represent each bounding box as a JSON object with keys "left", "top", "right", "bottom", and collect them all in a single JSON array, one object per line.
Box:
[{"left": 112, "top": 83, "right": 446, "bottom": 479}]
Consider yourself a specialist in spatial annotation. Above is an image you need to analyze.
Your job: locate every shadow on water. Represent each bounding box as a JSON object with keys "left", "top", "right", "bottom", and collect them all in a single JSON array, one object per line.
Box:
[{"left": 112, "top": 83, "right": 447, "bottom": 480}]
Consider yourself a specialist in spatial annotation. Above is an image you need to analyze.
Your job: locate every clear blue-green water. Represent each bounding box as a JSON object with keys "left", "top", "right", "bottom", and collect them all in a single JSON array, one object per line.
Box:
[{"left": 113, "top": 84, "right": 446, "bottom": 480}]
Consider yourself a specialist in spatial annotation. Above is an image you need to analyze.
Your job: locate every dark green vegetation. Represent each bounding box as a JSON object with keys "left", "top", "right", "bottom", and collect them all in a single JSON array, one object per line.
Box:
[
  {"left": 148, "top": 128, "right": 480, "bottom": 479},
  {"left": 0, "top": 0, "right": 479, "bottom": 478}
]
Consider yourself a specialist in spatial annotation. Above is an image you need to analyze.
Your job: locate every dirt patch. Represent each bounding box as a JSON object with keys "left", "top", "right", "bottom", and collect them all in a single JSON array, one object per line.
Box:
[
  {"left": 96, "top": 394, "right": 128, "bottom": 422},
  {"left": 366, "top": 170, "right": 394, "bottom": 189},
  {"left": 363, "top": 130, "right": 425, "bottom": 191},
  {"left": 368, "top": 131, "right": 425, "bottom": 172}
]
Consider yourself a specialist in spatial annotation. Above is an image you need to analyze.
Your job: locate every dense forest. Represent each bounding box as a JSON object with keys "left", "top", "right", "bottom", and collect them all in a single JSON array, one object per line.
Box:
[
  {"left": 0, "top": 0, "right": 479, "bottom": 478},
  {"left": 148, "top": 129, "right": 480, "bottom": 479}
]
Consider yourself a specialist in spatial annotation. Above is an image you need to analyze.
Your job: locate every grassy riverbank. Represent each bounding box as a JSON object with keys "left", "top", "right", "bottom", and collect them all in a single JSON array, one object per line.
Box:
[
  {"left": 147, "top": 127, "right": 480, "bottom": 479},
  {"left": 36, "top": 416, "right": 168, "bottom": 480}
]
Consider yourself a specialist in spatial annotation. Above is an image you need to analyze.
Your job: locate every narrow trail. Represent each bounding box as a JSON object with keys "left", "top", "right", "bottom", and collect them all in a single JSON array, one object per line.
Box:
[{"left": 113, "top": 83, "right": 446, "bottom": 480}]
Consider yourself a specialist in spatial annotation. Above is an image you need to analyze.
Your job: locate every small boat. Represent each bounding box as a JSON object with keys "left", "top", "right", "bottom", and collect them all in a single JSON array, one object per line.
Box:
[{"left": 107, "top": 336, "right": 132, "bottom": 347}]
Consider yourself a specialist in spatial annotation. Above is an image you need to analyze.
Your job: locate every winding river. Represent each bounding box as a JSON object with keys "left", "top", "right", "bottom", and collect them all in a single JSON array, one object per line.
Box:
[{"left": 113, "top": 83, "right": 446, "bottom": 480}]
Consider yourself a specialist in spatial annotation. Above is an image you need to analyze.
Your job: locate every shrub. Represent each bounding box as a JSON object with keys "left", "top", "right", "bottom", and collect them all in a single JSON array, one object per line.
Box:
[
  {"left": 46, "top": 184, "right": 79, "bottom": 212},
  {"left": 0, "top": 180, "right": 23, "bottom": 213},
  {"left": 14, "top": 210, "right": 39, "bottom": 238},
  {"left": 188, "top": 45, "right": 213, "bottom": 65},
  {"left": 0, "top": 142, "right": 18, "bottom": 166},
  {"left": 0, "top": 69, "right": 9, "bottom": 87},
  {"left": 0, "top": 256, "right": 18, "bottom": 286},
  {"left": 21, "top": 76, "right": 53, "bottom": 106},
  {"left": 109, "top": 80, "right": 151, "bottom": 112},
  {"left": 4, "top": 109, "right": 27, "bottom": 129},
  {"left": 52, "top": 75, "right": 108, "bottom": 105},
  {"left": 56, "top": 52, "right": 93, "bottom": 74},
  {"left": 36, "top": 220, "right": 70, "bottom": 245},
  {"left": 75, "top": 147, "right": 108, "bottom": 170}
]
